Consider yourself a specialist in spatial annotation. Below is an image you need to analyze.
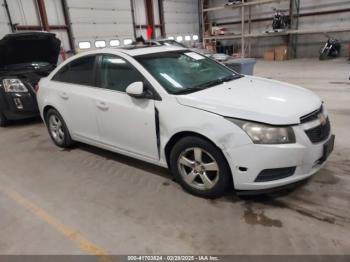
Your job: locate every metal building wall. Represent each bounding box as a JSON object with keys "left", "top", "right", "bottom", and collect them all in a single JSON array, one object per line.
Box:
[
  {"left": 0, "top": 0, "right": 40, "bottom": 37},
  {"left": 0, "top": 1, "right": 11, "bottom": 36},
  {"left": 0, "top": 0, "right": 71, "bottom": 50},
  {"left": 133, "top": 0, "right": 161, "bottom": 39},
  {"left": 0, "top": 0, "right": 201, "bottom": 50},
  {"left": 208, "top": 0, "right": 350, "bottom": 58},
  {"left": 45, "top": 0, "right": 70, "bottom": 49},
  {"left": 7, "top": 0, "right": 41, "bottom": 26}
]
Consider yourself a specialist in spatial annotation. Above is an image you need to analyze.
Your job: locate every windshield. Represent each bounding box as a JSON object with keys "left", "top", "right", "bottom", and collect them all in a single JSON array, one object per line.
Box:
[{"left": 135, "top": 51, "right": 241, "bottom": 94}]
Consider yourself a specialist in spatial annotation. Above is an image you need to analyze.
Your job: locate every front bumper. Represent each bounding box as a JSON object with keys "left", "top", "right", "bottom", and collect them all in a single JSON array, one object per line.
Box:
[
  {"left": 0, "top": 85, "right": 39, "bottom": 120},
  {"left": 224, "top": 124, "right": 334, "bottom": 191}
]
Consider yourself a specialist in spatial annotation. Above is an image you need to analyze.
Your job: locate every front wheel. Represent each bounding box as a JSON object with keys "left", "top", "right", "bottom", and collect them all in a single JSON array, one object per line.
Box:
[
  {"left": 319, "top": 46, "right": 330, "bottom": 60},
  {"left": 169, "top": 136, "right": 232, "bottom": 198},
  {"left": 45, "top": 109, "right": 74, "bottom": 148}
]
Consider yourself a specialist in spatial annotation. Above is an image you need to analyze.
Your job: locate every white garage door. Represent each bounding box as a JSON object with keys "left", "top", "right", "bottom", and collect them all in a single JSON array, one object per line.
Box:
[
  {"left": 67, "top": 0, "right": 135, "bottom": 49},
  {"left": 163, "top": 0, "right": 199, "bottom": 38}
]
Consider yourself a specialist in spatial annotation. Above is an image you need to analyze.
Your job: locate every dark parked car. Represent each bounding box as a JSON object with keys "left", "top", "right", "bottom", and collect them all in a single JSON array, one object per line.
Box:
[{"left": 0, "top": 32, "right": 61, "bottom": 126}]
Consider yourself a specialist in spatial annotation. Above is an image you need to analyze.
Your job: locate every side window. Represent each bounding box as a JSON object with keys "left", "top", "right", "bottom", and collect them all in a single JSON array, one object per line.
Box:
[
  {"left": 52, "top": 56, "right": 96, "bottom": 86},
  {"left": 99, "top": 55, "right": 144, "bottom": 92}
]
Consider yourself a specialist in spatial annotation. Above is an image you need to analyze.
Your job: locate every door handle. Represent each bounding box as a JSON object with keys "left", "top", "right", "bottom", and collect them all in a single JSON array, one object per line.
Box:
[
  {"left": 96, "top": 101, "right": 109, "bottom": 111},
  {"left": 59, "top": 92, "right": 69, "bottom": 100}
]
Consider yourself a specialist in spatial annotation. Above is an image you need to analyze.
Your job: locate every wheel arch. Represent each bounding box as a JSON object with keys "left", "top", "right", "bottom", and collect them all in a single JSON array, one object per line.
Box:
[
  {"left": 164, "top": 131, "right": 234, "bottom": 187},
  {"left": 43, "top": 105, "right": 58, "bottom": 122}
]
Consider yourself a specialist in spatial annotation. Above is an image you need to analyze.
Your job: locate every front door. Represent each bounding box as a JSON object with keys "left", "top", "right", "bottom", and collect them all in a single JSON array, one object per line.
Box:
[{"left": 94, "top": 55, "right": 158, "bottom": 160}]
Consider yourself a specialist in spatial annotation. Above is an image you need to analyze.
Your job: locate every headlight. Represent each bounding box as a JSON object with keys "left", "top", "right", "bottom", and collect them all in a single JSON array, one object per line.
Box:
[
  {"left": 226, "top": 118, "right": 296, "bottom": 144},
  {"left": 2, "top": 79, "right": 28, "bottom": 93}
]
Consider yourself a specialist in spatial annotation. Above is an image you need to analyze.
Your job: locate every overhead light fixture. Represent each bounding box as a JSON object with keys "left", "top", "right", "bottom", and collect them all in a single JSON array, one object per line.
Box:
[
  {"left": 123, "top": 39, "right": 133, "bottom": 45},
  {"left": 110, "top": 39, "right": 120, "bottom": 47},
  {"left": 176, "top": 36, "right": 184, "bottom": 42},
  {"left": 95, "top": 40, "right": 106, "bottom": 48},
  {"left": 185, "top": 35, "right": 191, "bottom": 41},
  {"left": 193, "top": 35, "right": 199, "bottom": 41},
  {"left": 78, "top": 42, "right": 91, "bottom": 49}
]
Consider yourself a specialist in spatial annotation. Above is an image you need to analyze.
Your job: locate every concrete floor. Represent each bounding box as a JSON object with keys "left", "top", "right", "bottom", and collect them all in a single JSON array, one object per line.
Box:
[{"left": 0, "top": 58, "right": 349, "bottom": 255}]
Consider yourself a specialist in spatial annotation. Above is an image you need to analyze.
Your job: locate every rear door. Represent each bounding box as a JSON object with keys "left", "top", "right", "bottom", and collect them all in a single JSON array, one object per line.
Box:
[
  {"left": 50, "top": 55, "right": 100, "bottom": 141},
  {"left": 94, "top": 54, "right": 159, "bottom": 160}
]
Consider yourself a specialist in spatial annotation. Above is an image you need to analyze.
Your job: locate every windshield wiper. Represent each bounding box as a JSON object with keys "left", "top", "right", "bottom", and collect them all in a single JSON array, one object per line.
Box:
[
  {"left": 173, "top": 74, "right": 243, "bottom": 95},
  {"left": 173, "top": 86, "right": 206, "bottom": 95},
  {"left": 194, "top": 74, "right": 243, "bottom": 89}
]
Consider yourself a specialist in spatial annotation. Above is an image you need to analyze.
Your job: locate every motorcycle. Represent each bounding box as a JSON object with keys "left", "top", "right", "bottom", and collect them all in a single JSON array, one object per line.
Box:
[
  {"left": 319, "top": 35, "right": 341, "bottom": 60},
  {"left": 226, "top": 0, "right": 242, "bottom": 5},
  {"left": 272, "top": 8, "right": 290, "bottom": 31}
]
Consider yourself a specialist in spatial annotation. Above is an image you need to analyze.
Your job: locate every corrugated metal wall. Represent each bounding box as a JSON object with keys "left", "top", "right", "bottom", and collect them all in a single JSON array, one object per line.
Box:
[{"left": 208, "top": 0, "right": 350, "bottom": 58}]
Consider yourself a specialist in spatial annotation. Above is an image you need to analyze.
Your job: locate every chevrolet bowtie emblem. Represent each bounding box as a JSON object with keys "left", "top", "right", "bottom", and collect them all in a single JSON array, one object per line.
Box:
[{"left": 318, "top": 113, "right": 327, "bottom": 126}]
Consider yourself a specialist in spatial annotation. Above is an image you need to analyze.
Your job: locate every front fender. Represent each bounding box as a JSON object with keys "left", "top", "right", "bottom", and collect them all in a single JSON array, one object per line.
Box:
[{"left": 157, "top": 101, "right": 252, "bottom": 164}]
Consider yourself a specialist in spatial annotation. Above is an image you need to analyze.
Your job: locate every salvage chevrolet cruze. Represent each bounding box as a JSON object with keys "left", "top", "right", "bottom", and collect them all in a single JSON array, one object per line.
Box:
[{"left": 37, "top": 46, "right": 334, "bottom": 198}]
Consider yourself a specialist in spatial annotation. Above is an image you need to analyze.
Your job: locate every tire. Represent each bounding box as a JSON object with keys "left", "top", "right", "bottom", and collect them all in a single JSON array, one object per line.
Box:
[
  {"left": 319, "top": 52, "right": 329, "bottom": 60},
  {"left": 45, "top": 109, "right": 74, "bottom": 148},
  {"left": 319, "top": 47, "right": 330, "bottom": 60},
  {"left": 0, "top": 112, "right": 8, "bottom": 127},
  {"left": 169, "top": 136, "right": 232, "bottom": 199}
]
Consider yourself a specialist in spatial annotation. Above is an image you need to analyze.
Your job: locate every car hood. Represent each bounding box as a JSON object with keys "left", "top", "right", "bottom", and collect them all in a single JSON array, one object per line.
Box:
[
  {"left": 176, "top": 76, "right": 322, "bottom": 125},
  {"left": 0, "top": 32, "right": 61, "bottom": 68}
]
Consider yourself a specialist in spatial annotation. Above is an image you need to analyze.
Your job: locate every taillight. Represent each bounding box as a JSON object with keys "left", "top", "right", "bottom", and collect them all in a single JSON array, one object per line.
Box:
[{"left": 34, "top": 83, "right": 39, "bottom": 93}]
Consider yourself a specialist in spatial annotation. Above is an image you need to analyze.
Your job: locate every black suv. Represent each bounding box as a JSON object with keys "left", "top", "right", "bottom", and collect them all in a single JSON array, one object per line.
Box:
[{"left": 0, "top": 32, "right": 61, "bottom": 126}]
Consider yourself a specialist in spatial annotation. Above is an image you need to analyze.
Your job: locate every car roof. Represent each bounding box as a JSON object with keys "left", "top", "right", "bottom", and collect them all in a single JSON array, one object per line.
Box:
[{"left": 79, "top": 46, "right": 187, "bottom": 57}]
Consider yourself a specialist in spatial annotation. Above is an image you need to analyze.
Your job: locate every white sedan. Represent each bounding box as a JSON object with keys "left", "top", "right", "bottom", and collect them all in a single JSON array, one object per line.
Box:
[{"left": 37, "top": 46, "right": 334, "bottom": 198}]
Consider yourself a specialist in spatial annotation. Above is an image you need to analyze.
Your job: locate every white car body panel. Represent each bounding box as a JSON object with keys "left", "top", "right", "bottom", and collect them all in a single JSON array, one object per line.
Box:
[
  {"left": 94, "top": 88, "right": 158, "bottom": 160},
  {"left": 49, "top": 82, "right": 100, "bottom": 141},
  {"left": 37, "top": 47, "right": 333, "bottom": 192},
  {"left": 177, "top": 76, "right": 322, "bottom": 125}
]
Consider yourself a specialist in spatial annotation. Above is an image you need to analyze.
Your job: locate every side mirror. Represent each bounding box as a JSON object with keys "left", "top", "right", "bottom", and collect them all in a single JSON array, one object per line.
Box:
[
  {"left": 126, "top": 82, "right": 144, "bottom": 98},
  {"left": 126, "top": 82, "right": 153, "bottom": 99}
]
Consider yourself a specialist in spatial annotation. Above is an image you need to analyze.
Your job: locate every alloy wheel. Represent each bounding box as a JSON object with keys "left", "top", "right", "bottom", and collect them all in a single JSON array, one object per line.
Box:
[
  {"left": 177, "top": 147, "right": 220, "bottom": 191},
  {"left": 49, "top": 115, "right": 65, "bottom": 144}
]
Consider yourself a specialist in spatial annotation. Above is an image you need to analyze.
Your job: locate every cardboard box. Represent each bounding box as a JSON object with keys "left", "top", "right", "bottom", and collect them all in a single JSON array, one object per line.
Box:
[
  {"left": 275, "top": 46, "right": 288, "bottom": 61},
  {"left": 205, "top": 42, "right": 216, "bottom": 53},
  {"left": 264, "top": 50, "right": 275, "bottom": 61}
]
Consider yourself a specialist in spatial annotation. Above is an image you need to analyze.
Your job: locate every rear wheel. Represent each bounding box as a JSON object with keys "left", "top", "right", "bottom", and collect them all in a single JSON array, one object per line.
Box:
[
  {"left": 0, "top": 112, "right": 8, "bottom": 127},
  {"left": 45, "top": 109, "right": 74, "bottom": 148},
  {"left": 169, "top": 136, "right": 232, "bottom": 198}
]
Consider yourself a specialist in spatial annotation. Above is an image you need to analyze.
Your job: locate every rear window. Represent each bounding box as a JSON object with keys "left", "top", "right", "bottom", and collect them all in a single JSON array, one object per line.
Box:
[{"left": 52, "top": 56, "right": 96, "bottom": 86}]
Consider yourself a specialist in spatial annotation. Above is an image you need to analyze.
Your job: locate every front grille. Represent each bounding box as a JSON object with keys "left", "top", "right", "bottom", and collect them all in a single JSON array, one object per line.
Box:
[
  {"left": 255, "top": 167, "right": 296, "bottom": 182},
  {"left": 300, "top": 105, "right": 323, "bottom": 124},
  {"left": 305, "top": 118, "right": 331, "bottom": 143}
]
